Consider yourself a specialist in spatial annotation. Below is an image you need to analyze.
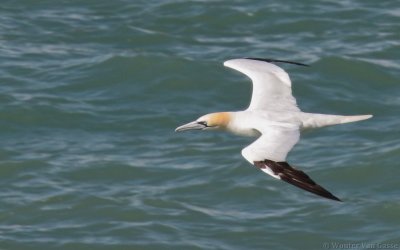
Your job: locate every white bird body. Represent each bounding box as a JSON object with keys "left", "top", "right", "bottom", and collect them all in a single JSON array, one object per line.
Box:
[
  {"left": 226, "top": 110, "right": 371, "bottom": 134},
  {"left": 176, "top": 58, "right": 372, "bottom": 201}
]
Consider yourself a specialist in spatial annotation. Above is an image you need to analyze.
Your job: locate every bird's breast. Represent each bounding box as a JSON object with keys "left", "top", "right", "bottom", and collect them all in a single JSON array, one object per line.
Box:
[
  {"left": 234, "top": 128, "right": 261, "bottom": 137},
  {"left": 226, "top": 123, "right": 261, "bottom": 137}
]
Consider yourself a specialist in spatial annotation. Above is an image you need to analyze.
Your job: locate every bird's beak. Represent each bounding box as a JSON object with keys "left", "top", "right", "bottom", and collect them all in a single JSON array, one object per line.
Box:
[{"left": 175, "top": 121, "right": 206, "bottom": 132}]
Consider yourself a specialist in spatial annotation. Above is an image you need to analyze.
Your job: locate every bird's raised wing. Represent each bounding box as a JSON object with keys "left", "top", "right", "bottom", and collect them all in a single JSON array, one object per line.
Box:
[
  {"left": 241, "top": 124, "right": 341, "bottom": 201},
  {"left": 224, "top": 58, "right": 300, "bottom": 111}
]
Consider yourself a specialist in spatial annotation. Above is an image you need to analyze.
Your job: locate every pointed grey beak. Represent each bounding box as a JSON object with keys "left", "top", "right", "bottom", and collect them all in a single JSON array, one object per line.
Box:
[{"left": 175, "top": 121, "right": 206, "bottom": 132}]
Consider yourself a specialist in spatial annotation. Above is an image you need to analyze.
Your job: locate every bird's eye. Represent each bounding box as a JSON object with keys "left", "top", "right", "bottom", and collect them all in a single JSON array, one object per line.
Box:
[{"left": 198, "top": 121, "right": 208, "bottom": 127}]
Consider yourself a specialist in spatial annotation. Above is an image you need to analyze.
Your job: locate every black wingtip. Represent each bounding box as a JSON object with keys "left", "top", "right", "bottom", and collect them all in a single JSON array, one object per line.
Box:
[
  {"left": 280, "top": 173, "right": 342, "bottom": 202},
  {"left": 255, "top": 160, "right": 342, "bottom": 202},
  {"left": 319, "top": 189, "right": 342, "bottom": 202},
  {"left": 330, "top": 195, "right": 342, "bottom": 202},
  {"left": 245, "top": 57, "right": 310, "bottom": 67}
]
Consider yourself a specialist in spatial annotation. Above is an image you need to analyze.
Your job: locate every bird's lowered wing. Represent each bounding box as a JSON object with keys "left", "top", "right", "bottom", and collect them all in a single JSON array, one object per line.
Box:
[
  {"left": 241, "top": 123, "right": 300, "bottom": 163},
  {"left": 224, "top": 58, "right": 300, "bottom": 112},
  {"left": 241, "top": 124, "right": 341, "bottom": 201},
  {"left": 254, "top": 160, "right": 341, "bottom": 201}
]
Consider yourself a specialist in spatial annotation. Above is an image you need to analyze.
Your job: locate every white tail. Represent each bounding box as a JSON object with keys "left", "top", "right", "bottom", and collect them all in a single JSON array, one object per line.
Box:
[{"left": 301, "top": 113, "right": 373, "bottom": 129}]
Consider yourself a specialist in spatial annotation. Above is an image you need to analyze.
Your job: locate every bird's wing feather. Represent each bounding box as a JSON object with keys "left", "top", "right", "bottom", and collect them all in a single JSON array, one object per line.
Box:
[
  {"left": 241, "top": 123, "right": 300, "bottom": 163},
  {"left": 224, "top": 58, "right": 300, "bottom": 111},
  {"left": 241, "top": 123, "right": 341, "bottom": 201},
  {"left": 254, "top": 160, "right": 341, "bottom": 201}
]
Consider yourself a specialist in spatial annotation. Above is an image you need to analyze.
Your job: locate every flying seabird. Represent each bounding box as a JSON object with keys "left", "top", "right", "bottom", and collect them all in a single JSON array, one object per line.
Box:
[{"left": 175, "top": 58, "right": 372, "bottom": 201}]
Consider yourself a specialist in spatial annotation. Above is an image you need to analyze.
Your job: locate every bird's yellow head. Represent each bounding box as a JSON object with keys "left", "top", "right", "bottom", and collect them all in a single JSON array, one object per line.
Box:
[{"left": 175, "top": 112, "right": 231, "bottom": 132}]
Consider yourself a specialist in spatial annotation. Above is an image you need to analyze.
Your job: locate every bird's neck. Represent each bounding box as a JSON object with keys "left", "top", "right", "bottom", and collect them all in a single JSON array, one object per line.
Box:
[{"left": 225, "top": 112, "right": 261, "bottom": 137}]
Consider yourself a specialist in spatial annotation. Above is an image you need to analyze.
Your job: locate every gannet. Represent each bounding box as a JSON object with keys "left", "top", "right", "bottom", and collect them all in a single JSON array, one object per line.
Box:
[{"left": 175, "top": 58, "right": 372, "bottom": 201}]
